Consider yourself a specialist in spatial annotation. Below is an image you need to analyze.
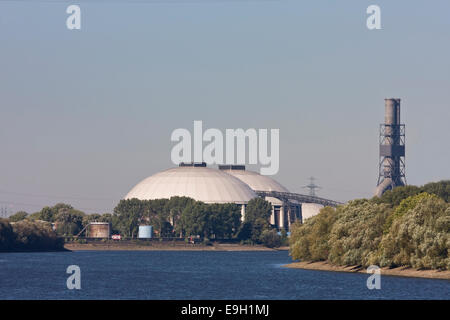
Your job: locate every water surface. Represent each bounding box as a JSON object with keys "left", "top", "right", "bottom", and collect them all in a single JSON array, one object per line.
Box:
[{"left": 0, "top": 251, "right": 448, "bottom": 299}]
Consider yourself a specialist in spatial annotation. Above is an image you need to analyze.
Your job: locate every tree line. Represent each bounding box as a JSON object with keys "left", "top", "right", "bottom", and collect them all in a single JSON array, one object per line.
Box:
[
  {"left": 4, "top": 197, "right": 285, "bottom": 247},
  {"left": 290, "top": 180, "right": 450, "bottom": 270},
  {"left": 113, "top": 197, "right": 284, "bottom": 246}
]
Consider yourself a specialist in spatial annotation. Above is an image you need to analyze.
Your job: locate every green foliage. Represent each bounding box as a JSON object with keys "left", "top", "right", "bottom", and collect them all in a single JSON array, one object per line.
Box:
[
  {"left": 373, "top": 180, "right": 449, "bottom": 207},
  {"left": 328, "top": 200, "right": 390, "bottom": 267},
  {"left": 0, "top": 219, "right": 63, "bottom": 252},
  {"left": 260, "top": 229, "right": 282, "bottom": 248},
  {"left": 377, "top": 193, "right": 449, "bottom": 269},
  {"left": 290, "top": 206, "right": 338, "bottom": 261},
  {"left": 289, "top": 183, "right": 450, "bottom": 270},
  {"left": 422, "top": 180, "right": 450, "bottom": 203},
  {"left": 113, "top": 197, "right": 242, "bottom": 240},
  {"left": 242, "top": 198, "right": 272, "bottom": 242},
  {"left": 55, "top": 208, "right": 85, "bottom": 236},
  {"left": 114, "top": 198, "right": 145, "bottom": 238},
  {"left": 82, "top": 213, "right": 101, "bottom": 226},
  {"left": 382, "top": 192, "right": 430, "bottom": 233},
  {"left": 8, "top": 211, "right": 28, "bottom": 222},
  {"left": 373, "top": 185, "right": 422, "bottom": 207}
]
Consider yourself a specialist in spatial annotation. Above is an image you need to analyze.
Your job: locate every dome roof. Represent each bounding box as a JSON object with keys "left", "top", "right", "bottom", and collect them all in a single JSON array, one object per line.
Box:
[
  {"left": 125, "top": 166, "right": 257, "bottom": 204},
  {"left": 221, "top": 168, "right": 289, "bottom": 193}
]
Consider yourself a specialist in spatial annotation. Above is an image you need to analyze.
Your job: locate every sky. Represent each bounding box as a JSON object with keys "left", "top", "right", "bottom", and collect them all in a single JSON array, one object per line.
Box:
[{"left": 0, "top": 0, "right": 449, "bottom": 214}]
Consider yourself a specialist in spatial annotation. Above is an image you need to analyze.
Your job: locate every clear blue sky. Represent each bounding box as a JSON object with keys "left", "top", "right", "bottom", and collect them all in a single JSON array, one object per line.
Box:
[{"left": 1, "top": 0, "right": 449, "bottom": 214}]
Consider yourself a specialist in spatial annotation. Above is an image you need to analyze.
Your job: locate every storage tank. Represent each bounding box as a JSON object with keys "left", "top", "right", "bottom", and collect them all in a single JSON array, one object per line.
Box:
[
  {"left": 138, "top": 225, "right": 153, "bottom": 239},
  {"left": 87, "top": 222, "right": 110, "bottom": 238}
]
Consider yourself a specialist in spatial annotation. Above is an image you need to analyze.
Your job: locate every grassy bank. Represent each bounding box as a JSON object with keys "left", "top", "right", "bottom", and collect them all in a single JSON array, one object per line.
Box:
[{"left": 284, "top": 261, "right": 450, "bottom": 280}]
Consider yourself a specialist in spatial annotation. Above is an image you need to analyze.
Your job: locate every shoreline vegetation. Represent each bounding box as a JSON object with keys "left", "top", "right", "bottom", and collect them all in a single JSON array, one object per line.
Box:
[
  {"left": 284, "top": 261, "right": 450, "bottom": 280},
  {"left": 64, "top": 241, "right": 289, "bottom": 252},
  {"left": 0, "top": 219, "right": 66, "bottom": 252},
  {"left": 289, "top": 181, "right": 450, "bottom": 277},
  {"left": 2, "top": 197, "right": 288, "bottom": 252}
]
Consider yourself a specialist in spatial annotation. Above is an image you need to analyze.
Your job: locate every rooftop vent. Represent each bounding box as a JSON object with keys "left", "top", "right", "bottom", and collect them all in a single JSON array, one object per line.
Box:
[
  {"left": 179, "top": 162, "right": 207, "bottom": 167},
  {"left": 218, "top": 165, "right": 246, "bottom": 171}
]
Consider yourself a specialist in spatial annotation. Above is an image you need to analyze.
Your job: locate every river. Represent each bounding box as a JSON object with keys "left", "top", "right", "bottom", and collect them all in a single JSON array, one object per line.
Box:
[{"left": 0, "top": 251, "right": 448, "bottom": 299}]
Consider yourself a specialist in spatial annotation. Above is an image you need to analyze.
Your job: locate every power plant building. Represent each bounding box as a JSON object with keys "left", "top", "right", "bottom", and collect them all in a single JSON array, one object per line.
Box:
[{"left": 125, "top": 163, "right": 329, "bottom": 231}]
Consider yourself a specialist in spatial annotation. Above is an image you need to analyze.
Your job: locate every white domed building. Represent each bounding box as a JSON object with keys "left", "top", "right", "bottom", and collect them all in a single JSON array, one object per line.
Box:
[
  {"left": 125, "top": 163, "right": 257, "bottom": 218},
  {"left": 218, "top": 165, "right": 302, "bottom": 231},
  {"left": 125, "top": 163, "right": 306, "bottom": 231}
]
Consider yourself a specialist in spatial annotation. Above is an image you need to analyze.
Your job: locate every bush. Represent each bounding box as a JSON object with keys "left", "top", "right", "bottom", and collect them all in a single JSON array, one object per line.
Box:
[
  {"left": 290, "top": 206, "right": 338, "bottom": 261},
  {"left": 8, "top": 211, "right": 28, "bottom": 222},
  {"left": 328, "top": 200, "right": 390, "bottom": 267},
  {"left": 260, "top": 229, "right": 282, "bottom": 248},
  {"left": 10, "top": 220, "right": 64, "bottom": 251},
  {"left": 289, "top": 187, "right": 450, "bottom": 271},
  {"left": 377, "top": 193, "right": 449, "bottom": 269}
]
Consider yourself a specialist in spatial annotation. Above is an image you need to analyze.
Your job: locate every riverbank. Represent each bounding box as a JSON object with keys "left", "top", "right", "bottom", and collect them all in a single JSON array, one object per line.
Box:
[
  {"left": 65, "top": 242, "right": 289, "bottom": 252},
  {"left": 284, "top": 261, "right": 450, "bottom": 280}
]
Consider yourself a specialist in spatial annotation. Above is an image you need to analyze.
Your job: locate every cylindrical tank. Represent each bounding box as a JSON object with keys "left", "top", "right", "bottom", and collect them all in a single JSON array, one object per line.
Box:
[
  {"left": 88, "top": 222, "right": 110, "bottom": 238},
  {"left": 138, "top": 225, "right": 153, "bottom": 239}
]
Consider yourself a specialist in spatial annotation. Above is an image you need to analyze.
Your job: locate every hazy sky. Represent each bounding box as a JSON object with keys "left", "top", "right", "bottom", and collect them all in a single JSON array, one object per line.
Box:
[{"left": 1, "top": 0, "right": 449, "bottom": 214}]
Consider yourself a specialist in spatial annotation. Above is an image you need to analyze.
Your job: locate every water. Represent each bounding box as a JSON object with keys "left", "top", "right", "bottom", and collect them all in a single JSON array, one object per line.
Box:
[{"left": 0, "top": 251, "right": 448, "bottom": 300}]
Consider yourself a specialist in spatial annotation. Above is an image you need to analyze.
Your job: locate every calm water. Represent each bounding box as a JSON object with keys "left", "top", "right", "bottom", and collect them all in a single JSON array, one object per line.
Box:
[{"left": 0, "top": 251, "right": 448, "bottom": 300}]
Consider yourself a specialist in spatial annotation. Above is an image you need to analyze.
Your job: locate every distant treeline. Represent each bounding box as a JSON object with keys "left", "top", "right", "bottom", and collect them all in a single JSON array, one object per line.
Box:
[
  {"left": 0, "top": 219, "right": 64, "bottom": 252},
  {"left": 4, "top": 197, "right": 285, "bottom": 248},
  {"left": 290, "top": 180, "right": 450, "bottom": 270},
  {"left": 114, "top": 197, "right": 285, "bottom": 247}
]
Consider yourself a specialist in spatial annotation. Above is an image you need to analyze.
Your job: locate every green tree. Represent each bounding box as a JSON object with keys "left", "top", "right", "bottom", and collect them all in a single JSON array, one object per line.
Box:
[
  {"left": 243, "top": 198, "right": 272, "bottom": 242},
  {"left": 328, "top": 200, "right": 390, "bottom": 267},
  {"left": 145, "top": 199, "right": 170, "bottom": 237},
  {"left": 422, "top": 180, "right": 450, "bottom": 203},
  {"left": 82, "top": 213, "right": 101, "bottom": 226},
  {"left": 373, "top": 185, "right": 421, "bottom": 207},
  {"left": 179, "top": 202, "right": 209, "bottom": 238},
  {"left": 12, "top": 220, "right": 63, "bottom": 251},
  {"left": 290, "top": 206, "right": 337, "bottom": 261},
  {"left": 377, "top": 193, "right": 449, "bottom": 269},
  {"left": 113, "top": 198, "right": 145, "bottom": 238},
  {"left": 260, "top": 229, "right": 282, "bottom": 248},
  {"left": 55, "top": 209, "right": 85, "bottom": 236},
  {"left": 8, "top": 211, "right": 28, "bottom": 222},
  {"left": 167, "top": 197, "right": 196, "bottom": 237},
  {"left": 208, "top": 203, "right": 241, "bottom": 239}
]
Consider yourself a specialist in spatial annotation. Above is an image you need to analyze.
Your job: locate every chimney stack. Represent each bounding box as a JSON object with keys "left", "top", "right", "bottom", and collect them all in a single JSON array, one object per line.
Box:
[{"left": 375, "top": 98, "right": 406, "bottom": 197}]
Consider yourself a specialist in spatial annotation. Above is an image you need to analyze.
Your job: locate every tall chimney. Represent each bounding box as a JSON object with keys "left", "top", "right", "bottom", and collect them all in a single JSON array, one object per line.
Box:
[{"left": 375, "top": 98, "right": 406, "bottom": 197}]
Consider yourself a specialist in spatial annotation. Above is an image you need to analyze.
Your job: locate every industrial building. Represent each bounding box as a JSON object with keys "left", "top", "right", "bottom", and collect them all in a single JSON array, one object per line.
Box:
[{"left": 125, "top": 163, "right": 339, "bottom": 231}]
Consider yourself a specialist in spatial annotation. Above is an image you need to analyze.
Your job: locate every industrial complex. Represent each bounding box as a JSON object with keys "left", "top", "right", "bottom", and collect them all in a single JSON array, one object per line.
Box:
[
  {"left": 124, "top": 163, "right": 339, "bottom": 233},
  {"left": 83, "top": 98, "right": 405, "bottom": 238}
]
